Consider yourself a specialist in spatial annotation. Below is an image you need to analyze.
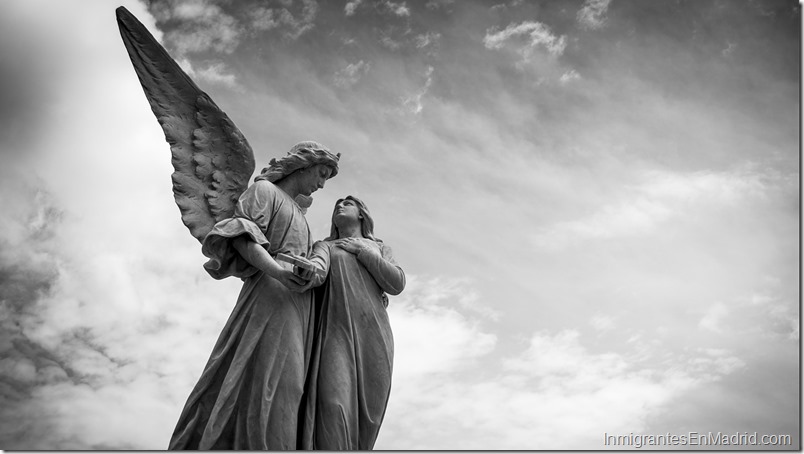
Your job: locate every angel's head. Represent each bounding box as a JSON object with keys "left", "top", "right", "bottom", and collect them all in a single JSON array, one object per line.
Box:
[
  {"left": 326, "top": 195, "right": 378, "bottom": 241},
  {"left": 256, "top": 141, "right": 340, "bottom": 192}
]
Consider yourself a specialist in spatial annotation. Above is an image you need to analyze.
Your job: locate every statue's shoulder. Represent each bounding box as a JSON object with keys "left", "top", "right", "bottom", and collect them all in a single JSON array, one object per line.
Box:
[
  {"left": 377, "top": 240, "right": 398, "bottom": 258},
  {"left": 244, "top": 179, "right": 281, "bottom": 199}
]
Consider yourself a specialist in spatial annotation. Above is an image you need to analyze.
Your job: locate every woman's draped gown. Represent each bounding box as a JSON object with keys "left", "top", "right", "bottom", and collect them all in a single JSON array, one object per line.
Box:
[
  {"left": 301, "top": 239, "right": 405, "bottom": 450},
  {"left": 168, "top": 180, "right": 315, "bottom": 450}
]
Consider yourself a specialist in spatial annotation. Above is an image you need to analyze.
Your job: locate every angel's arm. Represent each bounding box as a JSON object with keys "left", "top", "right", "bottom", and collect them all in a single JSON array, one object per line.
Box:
[
  {"left": 291, "top": 241, "right": 331, "bottom": 290},
  {"left": 232, "top": 239, "right": 308, "bottom": 291}
]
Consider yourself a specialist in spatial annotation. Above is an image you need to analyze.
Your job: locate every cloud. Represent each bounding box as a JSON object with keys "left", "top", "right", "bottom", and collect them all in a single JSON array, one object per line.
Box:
[
  {"left": 387, "top": 275, "right": 497, "bottom": 381},
  {"left": 250, "top": 6, "right": 280, "bottom": 31},
  {"left": 559, "top": 68, "right": 581, "bottom": 84},
  {"left": 348, "top": 0, "right": 411, "bottom": 17},
  {"left": 334, "top": 60, "right": 371, "bottom": 88},
  {"left": 484, "top": 20, "right": 567, "bottom": 57},
  {"left": 251, "top": 1, "right": 319, "bottom": 39},
  {"left": 195, "top": 61, "right": 239, "bottom": 88},
  {"left": 344, "top": 0, "right": 363, "bottom": 16},
  {"left": 382, "top": 0, "right": 410, "bottom": 17},
  {"left": 699, "top": 302, "right": 729, "bottom": 333},
  {"left": 381, "top": 320, "right": 748, "bottom": 449},
  {"left": 722, "top": 41, "right": 737, "bottom": 57},
  {"left": 270, "top": 0, "right": 319, "bottom": 40},
  {"left": 414, "top": 31, "right": 440, "bottom": 49},
  {"left": 685, "top": 348, "right": 746, "bottom": 380},
  {"left": 590, "top": 314, "right": 615, "bottom": 331},
  {"left": 425, "top": 0, "right": 454, "bottom": 10},
  {"left": 577, "top": 0, "right": 612, "bottom": 30},
  {"left": 175, "top": 58, "right": 239, "bottom": 88},
  {"left": 530, "top": 167, "right": 770, "bottom": 250},
  {"left": 150, "top": 0, "right": 243, "bottom": 55},
  {"left": 402, "top": 65, "right": 434, "bottom": 114},
  {"left": 0, "top": 168, "right": 244, "bottom": 449}
]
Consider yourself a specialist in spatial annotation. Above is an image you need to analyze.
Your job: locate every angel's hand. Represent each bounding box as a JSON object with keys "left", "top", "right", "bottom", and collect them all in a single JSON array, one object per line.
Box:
[
  {"left": 291, "top": 256, "right": 318, "bottom": 281},
  {"left": 297, "top": 279, "right": 317, "bottom": 293},
  {"left": 276, "top": 269, "right": 310, "bottom": 293},
  {"left": 336, "top": 238, "right": 377, "bottom": 256}
]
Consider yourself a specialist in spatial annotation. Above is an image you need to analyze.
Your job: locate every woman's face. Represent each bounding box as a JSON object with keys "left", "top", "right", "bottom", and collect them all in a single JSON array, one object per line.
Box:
[{"left": 333, "top": 198, "right": 361, "bottom": 225}]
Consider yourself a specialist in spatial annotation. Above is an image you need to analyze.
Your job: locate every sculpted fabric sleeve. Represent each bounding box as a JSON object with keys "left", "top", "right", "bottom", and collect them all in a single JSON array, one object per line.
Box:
[
  {"left": 307, "top": 241, "right": 332, "bottom": 288},
  {"left": 357, "top": 243, "right": 405, "bottom": 296},
  {"left": 201, "top": 183, "right": 276, "bottom": 280}
]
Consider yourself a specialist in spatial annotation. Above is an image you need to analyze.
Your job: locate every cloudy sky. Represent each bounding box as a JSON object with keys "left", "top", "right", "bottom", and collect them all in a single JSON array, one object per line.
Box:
[{"left": 0, "top": 0, "right": 799, "bottom": 450}]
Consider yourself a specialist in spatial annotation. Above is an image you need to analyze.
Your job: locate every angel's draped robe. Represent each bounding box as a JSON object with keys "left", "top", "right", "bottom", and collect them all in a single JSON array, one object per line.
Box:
[
  {"left": 301, "top": 239, "right": 405, "bottom": 450},
  {"left": 168, "top": 180, "right": 315, "bottom": 450}
]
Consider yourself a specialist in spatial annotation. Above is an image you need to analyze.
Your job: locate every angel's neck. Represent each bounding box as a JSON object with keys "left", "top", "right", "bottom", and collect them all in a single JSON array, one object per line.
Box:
[{"left": 275, "top": 179, "right": 301, "bottom": 199}]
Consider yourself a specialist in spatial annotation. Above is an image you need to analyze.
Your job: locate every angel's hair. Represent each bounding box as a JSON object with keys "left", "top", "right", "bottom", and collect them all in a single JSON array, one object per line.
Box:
[
  {"left": 326, "top": 195, "right": 381, "bottom": 242},
  {"left": 255, "top": 141, "right": 340, "bottom": 184}
]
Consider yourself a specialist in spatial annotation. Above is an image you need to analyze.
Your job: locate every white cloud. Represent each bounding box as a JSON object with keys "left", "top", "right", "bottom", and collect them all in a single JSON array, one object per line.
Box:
[
  {"left": 347, "top": 0, "right": 411, "bottom": 17},
  {"left": 387, "top": 275, "right": 497, "bottom": 381},
  {"left": 380, "top": 34, "right": 404, "bottom": 50},
  {"left": 577, "top": 0, "right": 612, "bottom": 30},
  {"left": 686, "top": 348, "right": 746, "bottom": 379},
  {"left": 699, "top": 302, "right": 729, "bottom": 333},
  {"left": 381, "top": 326, "right": 746, "bottom": 449},
  {"left": 272, "top": 0, "right": 319, "bottom": 40},
  {"left": 344, "top": 0, "right": 362, "bottom": 16},
  {"left": 334, "top": 60, "right": 371, "bottom": 88},
  {"left": 402, "top": 66, "right": 434, "bottom": 114},
  {"left": 722, "top": 41, "right": 737, "bottom": 57},
  {"left": 531, "top": 168, "right": 769, "bottom": 250},
  {"left": 195, "top": 61, "right": 239, "bottom": 88},
  {"left": 560, "top": 69, "right": 581, "bottom": 84},
  {"left": 176, "top": 57, "right": 240, "bottom": 89},
  {"left": 590, "top": 314, "right": 615, "bottom": 331},
  {"left": 251, "top": 6, "right": 280, "bottom": 31},
  {"left": 383, "top": 0, "right": 410, "bottom": 17},
  {"left": 484, "top": 21, "right": 567, "bottom": 57},
  {"left": 415, "top": 31, "right": 440, "bottom": 49},
  {"left": 153, "top": 1, "right": 243, "bottom": 55},
  {"left": 425, "top": 0, "right": 454, "bottom": 10}
]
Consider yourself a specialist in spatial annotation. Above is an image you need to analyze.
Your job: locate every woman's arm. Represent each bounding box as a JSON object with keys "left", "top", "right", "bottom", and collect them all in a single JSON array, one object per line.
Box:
[
  {"left": 357, "top": 244, "right": 405, "bottom": 295},
  {"left": 337, "top": 238, "right": 405, "bottom": 295}
]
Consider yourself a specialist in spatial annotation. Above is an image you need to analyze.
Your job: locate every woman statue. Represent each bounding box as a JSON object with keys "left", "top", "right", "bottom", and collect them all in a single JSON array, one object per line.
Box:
[
  {"left": 297, "top": 196, "right": 406, "bottom": 450},
  {"left": 168, "top": 142, "right": 340, "bottom": 450}
]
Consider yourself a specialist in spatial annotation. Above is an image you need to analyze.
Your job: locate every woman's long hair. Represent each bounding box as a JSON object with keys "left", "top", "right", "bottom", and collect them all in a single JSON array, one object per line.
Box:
[{"left": 325, "top": 195, "right": 380, "bottom": 242}]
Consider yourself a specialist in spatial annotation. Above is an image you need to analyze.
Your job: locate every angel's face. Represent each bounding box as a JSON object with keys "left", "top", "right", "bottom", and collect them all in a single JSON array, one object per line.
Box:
[{"left": 300, "top": 165, "right": 333, "bottom": 196}]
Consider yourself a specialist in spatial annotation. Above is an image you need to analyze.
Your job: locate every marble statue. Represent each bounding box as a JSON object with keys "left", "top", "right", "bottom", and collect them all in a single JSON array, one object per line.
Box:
[
  {"left": 297, "top": 197, "right": 406, "bottom": 449},
  {"left": 116, "top": 6, "right": 404, "bottom": 450},
  {"left": 116, "top": 7, "right": 339, "bottom": 449}
]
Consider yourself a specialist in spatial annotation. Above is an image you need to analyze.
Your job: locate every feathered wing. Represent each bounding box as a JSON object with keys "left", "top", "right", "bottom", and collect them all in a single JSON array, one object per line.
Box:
[{"left": 116, "top": 6, "right": 255, "bottom": 243}]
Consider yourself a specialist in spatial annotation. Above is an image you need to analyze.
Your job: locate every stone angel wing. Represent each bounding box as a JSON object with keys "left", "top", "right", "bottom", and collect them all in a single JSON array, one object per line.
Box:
[{"left": 116, "top": 6, "right": 255, "bottom": 243}]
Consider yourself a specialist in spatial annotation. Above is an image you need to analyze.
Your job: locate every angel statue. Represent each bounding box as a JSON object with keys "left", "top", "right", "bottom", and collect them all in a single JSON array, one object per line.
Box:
[{"left": 116, "top": 7, "right": 340, "bottom": 450}]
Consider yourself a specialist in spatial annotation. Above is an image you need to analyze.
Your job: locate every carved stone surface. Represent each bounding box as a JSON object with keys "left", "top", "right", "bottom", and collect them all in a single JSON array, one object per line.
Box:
[{"left": 117, "top": 7, "right": 403, "bottom": 451}]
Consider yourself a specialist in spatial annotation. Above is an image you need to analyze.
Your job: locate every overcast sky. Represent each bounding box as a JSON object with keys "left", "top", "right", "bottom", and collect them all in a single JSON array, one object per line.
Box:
[{"left": 0, "top": 0, "right": 799, "bottom": 450}]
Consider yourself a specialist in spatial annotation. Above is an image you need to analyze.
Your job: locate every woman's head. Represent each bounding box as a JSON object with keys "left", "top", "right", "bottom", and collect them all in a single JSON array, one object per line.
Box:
[
  {"left": 327, "top": 196, "right": 377, "bottom": 241},
  {"left": 255, "top": 141, "right": 340, "bottom": 185}
]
